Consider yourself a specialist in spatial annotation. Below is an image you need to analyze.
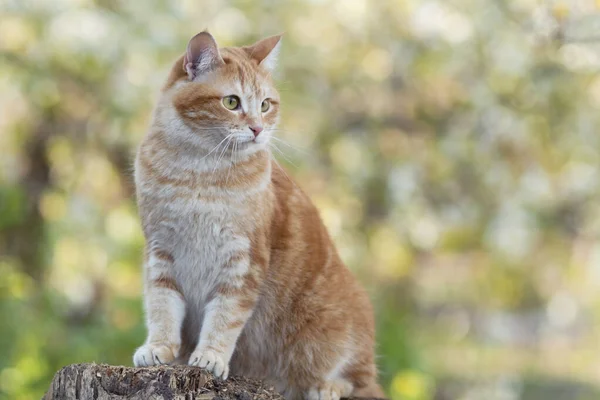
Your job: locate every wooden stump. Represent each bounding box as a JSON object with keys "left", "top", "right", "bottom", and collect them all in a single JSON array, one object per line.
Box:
[{"left": 43, "top": 363, "right": 284, "bottom": 400}]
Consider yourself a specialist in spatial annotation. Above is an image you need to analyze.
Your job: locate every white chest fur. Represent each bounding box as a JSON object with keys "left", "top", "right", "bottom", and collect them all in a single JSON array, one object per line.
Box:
[{"left": 165, "top": 197, "right": 251, "bottom": 309}]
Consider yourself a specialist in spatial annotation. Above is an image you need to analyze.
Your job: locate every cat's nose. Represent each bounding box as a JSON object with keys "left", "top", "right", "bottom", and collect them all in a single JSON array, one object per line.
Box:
[{"left": 249, "top": 125, "right": 263, "bottom": 137}]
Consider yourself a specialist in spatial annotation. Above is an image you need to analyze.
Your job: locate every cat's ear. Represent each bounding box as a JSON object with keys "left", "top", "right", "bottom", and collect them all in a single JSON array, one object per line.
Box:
[
  {"left": 245, "top": 34, "right": 282, "bottom": 72},
  {"left": 183, "top": 31, "right": 225, "bottom": 80}
]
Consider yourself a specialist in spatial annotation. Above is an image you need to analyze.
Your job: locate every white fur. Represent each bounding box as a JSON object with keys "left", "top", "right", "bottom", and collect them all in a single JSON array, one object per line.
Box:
[
  {"left": 133, "top": 71, "right": 276, "bottom": 371},
  {"left": 145, "top": 287, "right": 186, "bottom": 342},
  {"left": 260, "top": 39, "right": 281, "bottom": 72},
  {"left": 190, "top": 348, "right": 229, "bottom": 379},
  {"left": 133, "top": 47, "right": 287, "bottom": 384},
  {"left": 135, "top": 154, "right": 265, "bottom": 369}
]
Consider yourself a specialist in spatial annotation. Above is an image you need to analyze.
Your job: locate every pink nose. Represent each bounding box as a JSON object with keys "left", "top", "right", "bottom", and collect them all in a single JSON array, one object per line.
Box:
[{"left": 249, "top": 125, "right": 263, "bottom": 137}]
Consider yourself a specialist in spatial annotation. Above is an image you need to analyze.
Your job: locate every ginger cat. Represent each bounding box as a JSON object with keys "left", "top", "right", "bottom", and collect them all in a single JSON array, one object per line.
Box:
[{"left": 132, "top": 31, "right": 383, "bottom": 400}]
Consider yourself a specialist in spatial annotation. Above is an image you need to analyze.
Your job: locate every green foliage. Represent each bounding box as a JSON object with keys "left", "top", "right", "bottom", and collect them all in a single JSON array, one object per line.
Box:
[{"left": 0, "top": 186, "right": 26, "bottom": 230}]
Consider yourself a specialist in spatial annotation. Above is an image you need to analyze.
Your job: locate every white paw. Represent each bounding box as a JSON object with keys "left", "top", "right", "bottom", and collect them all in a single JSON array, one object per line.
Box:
[
  {"left": 189, "top": 348, "right": 229, "bottom": 380},
  {"left": 306, "top": 381, "right": 351, "bottom": 400},
  {"left": 306, "top": 387, "right": 339, "bottom": 400},
  {"left": 133, "top": 343, "right": 179, "bottom": 367}
]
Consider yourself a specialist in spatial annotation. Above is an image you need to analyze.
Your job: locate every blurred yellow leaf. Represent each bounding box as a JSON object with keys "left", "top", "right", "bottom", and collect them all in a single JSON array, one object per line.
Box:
[
  {"left": 39, "top": 192, "right": 67, "bottom": 222},
  {"left": 552, "top": 3, "right": 569, "bottom": 20},
  {"left": 362, "top": 48, "right": 393, "bottom": 81},
  {"left": 371, "top": 226, "right": 413, "bottom": 279},
  {"left": 0, "top": 17, "right": 35, "bottom": 52},
  {"left": 391, "top": 370, "right": 434, "bottom": 400},
  {"left": 106, "top": 206, "right": 142, "bottom": 243},
  {"left": 0, "top": 261, "right": 34, "bottom": 300}
]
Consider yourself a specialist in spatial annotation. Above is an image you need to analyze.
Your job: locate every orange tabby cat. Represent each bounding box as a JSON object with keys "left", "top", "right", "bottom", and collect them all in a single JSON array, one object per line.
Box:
[{"left": 132, "top": 31, "right": 383, "bottom": 400}]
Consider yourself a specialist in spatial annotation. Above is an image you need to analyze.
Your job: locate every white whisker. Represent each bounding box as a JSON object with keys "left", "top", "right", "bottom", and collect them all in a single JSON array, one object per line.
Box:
[
  {"left": 233, "top": 140, "right": 238, "bottom": 178},
  {"left": 269, "top": 142, "right": 297, "bottom": 168},
  {"left": 200, "top": 134, "right": 234, "bottom": 161},
  {"left": 269, "top": 135, "right": 310, "bottom": 156},
  {"left": 271, "top": 156, "right": 299, "bottom": 191},
  {"left": 213, "top": 136, "right": 233, "bottom": 177},
  {"left": 226, "top": 139, "right": 237, "bottom": 184}
]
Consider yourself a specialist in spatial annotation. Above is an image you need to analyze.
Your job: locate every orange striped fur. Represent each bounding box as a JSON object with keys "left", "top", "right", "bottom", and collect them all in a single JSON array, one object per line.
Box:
[{"left": 132, "top": 32, "right": 383, "bottom": 400}]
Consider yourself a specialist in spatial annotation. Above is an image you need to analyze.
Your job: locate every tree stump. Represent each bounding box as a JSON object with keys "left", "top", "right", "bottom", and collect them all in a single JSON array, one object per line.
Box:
[{"left": 43, "top": 363, "right": 284, "bottom": 400}]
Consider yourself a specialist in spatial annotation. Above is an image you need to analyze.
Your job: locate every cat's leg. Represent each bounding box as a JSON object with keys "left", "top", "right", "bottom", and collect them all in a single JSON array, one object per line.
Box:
[
  {"left": 305, "top": 380, "right": 353, "bottom": 400},
  {"left": 133, "top": 246, "right": 185, "bottom": 366},
  {"left": 303, "top": 317, "right": 381, "bottom": 400},
  {"left": 188, "top": 256, "right": 261, "bottom": 379},
  {"left": 274, "top": 341, "right": 355, "bottom": 400},
  {"left": 303, "top": 353, "right": 354, "bottom": 400},
  {"left": 289, "top": 338, "right": 376, "bottom": 400},
  {"left": 340, "top": 352, "right": 384, "bottom": 399}
]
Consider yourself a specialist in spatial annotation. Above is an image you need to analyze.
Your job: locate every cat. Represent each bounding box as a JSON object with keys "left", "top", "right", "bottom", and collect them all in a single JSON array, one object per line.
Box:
[{"left": 132, "top": 31, "right": 384, "bottom": 400}]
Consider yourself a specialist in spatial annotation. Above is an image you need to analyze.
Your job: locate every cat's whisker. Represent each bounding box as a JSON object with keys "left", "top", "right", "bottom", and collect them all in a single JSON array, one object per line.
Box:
[
  {"left": 226, "top": 139, "right": 237, "bottom": 184},
  {"left": 270, "top": 156, "right": 300, "bottom": 191},
  {"left": 269, "top": 142, "right": 297, "bottom": 168},
  {"left": 232, "top": 140, "right": 239, "bottom": 180},
  {"left": 200, "top": 134, "right": 234, "bottom": 161},
  {"left": 218, "top": 137, "right": 232, "bottom": 163},
  {"left": 269, "top": 143, "right": 302, "bottom": 191},
  {"left": 269, "top": 136, "right": 310, "bottom": 156},
  {"left": 213, "top": 136, "right": 233, "bottom": 177},
  {"left": 271, "top": 128, "right": 311, "bottom": 137}
]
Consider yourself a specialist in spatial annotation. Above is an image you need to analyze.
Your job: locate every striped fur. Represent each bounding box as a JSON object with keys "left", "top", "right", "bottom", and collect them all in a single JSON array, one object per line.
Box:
[{"left": 132, "top": 32, "right": 383, "bottom": 400}]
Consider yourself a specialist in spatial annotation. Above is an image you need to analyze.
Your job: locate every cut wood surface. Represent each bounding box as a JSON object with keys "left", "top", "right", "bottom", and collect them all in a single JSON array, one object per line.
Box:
[{"left": 43, "top": 363, "right": 386, "bottom": 400}]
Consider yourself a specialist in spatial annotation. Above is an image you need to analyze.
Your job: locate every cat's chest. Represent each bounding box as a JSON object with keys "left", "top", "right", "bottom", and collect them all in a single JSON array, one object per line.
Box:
[{"left": 169, "top": 199, "right": 251, "bottom": 300}]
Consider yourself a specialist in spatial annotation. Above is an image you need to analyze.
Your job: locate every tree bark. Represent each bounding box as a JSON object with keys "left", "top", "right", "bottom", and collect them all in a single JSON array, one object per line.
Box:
[
  {"left": 43, "top": 363, "right": 283, "bottom": 400},
  {"left": 44, "top": 363, "right": 386, "bottom": 400}
]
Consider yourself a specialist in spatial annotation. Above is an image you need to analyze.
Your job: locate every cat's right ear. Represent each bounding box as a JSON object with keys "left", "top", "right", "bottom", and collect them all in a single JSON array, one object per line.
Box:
[{"left": 183, "top": 31, "right": 225, "bottom": 80}]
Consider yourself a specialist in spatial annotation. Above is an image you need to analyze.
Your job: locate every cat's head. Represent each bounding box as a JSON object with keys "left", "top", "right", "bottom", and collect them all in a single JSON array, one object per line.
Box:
[{"left": 160, "top": 31, "right": 281, "bottom": 156}]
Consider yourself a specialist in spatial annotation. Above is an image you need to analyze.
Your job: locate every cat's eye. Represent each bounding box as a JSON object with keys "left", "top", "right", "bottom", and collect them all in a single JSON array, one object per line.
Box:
[
  {"left": 261, "top": 99, "right": 270, "bottom": 113},
  {"left": 223, "top": 95, "right": 240, "bottom": 110}
]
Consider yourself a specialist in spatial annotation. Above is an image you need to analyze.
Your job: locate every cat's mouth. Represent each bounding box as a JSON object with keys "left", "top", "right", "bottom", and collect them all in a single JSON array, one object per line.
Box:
[
  {"left": 233, "top": 135, "right": 255, "bottom": 144},
  {"left": 209, "top": 133, "right": 268, "bottom": 156},
  {"left": 233, "top": 134, "right": 268, "bottom": 147},
  {"left": 221, "top": 137, "right": 255, "bottom": 153}
]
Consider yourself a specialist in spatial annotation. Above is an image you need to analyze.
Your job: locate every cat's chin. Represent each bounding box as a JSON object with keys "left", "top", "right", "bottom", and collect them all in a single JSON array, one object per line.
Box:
[{"left": 232, "top": 139, "right": 268, "bottom": 153}]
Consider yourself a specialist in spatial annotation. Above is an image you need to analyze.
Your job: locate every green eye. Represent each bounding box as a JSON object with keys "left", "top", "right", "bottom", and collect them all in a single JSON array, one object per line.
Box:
[
  {"left": 223, "top": 95, "right": 240, "bottom": 110},
  {"left": 261, "top": 99, "right": 270, "bottom": 113}
]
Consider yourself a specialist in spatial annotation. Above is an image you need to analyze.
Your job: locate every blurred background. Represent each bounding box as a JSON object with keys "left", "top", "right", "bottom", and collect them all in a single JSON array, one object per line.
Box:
[{"left": 1, "top": 0, "right": 600, "bottom": 399}]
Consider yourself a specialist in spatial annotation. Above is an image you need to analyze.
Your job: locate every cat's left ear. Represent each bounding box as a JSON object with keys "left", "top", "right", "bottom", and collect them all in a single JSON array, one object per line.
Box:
[
  {"left": 184, "top": 31, "right": 225, "bottom": 80},
  {"left": 245, "top": 34, "right": 283, "bottom": 72}
]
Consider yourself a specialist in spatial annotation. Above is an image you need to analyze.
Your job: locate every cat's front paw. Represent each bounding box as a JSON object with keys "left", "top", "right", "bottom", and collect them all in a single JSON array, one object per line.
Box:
[
  {"left": 189, "top": 348, "right": 229, "bottom": 379},
  {"left": 133, "top": 342, "right": 179, "bottom": 367}
]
